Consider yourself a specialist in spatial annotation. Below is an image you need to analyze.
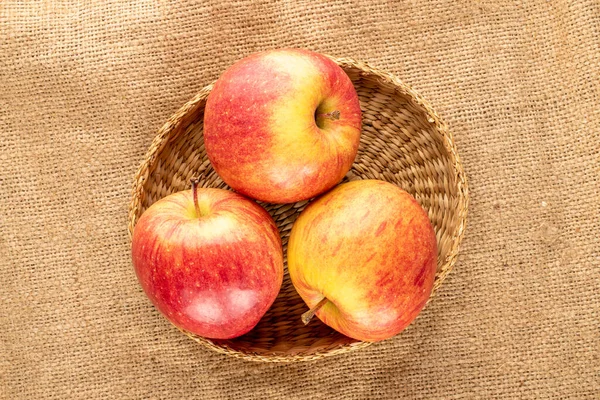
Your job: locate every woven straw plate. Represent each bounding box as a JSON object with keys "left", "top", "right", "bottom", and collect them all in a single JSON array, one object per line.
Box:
[{"left": 128, "top": 57, "right": 468, "bottom": 362}]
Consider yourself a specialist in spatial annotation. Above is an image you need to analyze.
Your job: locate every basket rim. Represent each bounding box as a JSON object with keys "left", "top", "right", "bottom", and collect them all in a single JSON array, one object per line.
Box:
[{"left": 127, "top": 55, "right": 469, "bottom": 363}]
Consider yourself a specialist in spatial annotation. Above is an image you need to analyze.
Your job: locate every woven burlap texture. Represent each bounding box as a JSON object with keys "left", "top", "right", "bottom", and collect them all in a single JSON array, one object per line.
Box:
[{"left": 1, "top": 1, "right": 598, "bottom": 399}]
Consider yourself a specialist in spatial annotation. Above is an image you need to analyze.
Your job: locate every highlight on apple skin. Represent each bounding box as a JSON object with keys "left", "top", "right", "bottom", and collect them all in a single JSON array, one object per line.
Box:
[
  {"left": 204, "top": 48, "right": 362, "bottom": 204},
  {"left": 287, "top": 179, "right": 438, "bottom": 342},
  {"left": 131, "top": 182, "right": 284, "bottom": 339}
]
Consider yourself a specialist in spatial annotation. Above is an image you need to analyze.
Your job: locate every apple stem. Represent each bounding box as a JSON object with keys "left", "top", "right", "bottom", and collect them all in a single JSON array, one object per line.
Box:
[
  {"left": 317, "top": 110, "right": 341, "bottom": 121},
  {"left": 190, "top": 177, "right": 201, "bottom": 218},
  {"left": 301, "top": 297, "right": 329, "bottom": 325}
]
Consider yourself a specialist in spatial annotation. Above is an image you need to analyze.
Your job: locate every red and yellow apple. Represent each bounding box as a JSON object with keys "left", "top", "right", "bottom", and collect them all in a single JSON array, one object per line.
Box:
[
  {"left": 287, "top": 180, "right": 438, "bottom": 342},
  {"left": 204, "top": 48, "right": 362, "bottom": 204},
  {"left": 131, "top": 181, "right": 283, "bottom": 339}
]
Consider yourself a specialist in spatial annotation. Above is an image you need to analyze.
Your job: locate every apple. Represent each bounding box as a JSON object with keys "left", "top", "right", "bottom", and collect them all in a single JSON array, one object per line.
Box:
[
  {"left": 287, "top": 180, "right": 438, "bottom": 342},
  {"left": 204, "top": 48, "right": 362, "bottom": 204},
  {"left": 131, "top": 179, "right": 283, "bottom": 339}
]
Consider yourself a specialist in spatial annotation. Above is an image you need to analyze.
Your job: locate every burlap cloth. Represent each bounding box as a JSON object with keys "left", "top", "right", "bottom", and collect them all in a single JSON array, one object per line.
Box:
[{"left": 1, "top": 1, "right": 599, "bottom": 398}]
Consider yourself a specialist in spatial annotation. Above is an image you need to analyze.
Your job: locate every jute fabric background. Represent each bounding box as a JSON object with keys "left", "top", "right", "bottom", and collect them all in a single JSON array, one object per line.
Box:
[{"left": 1, "top": 1, "right": 598, "bottom": 398}]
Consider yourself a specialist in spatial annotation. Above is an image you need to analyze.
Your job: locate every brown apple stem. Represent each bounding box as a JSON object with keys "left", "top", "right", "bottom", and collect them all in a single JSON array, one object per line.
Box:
[
  {"left": 301, "top": 297, "right": 329, "bottom": 325},
  {"left": 190, "top": 177, "right": 201, "bottom": 218},
  {"left": 317, "top": 110, "right": 341, "bottom": 120}
]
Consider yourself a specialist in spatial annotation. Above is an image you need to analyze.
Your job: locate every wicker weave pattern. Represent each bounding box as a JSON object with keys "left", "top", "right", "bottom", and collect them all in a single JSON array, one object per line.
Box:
[{"left": 127, "top": 58, "right": 468, "bottom": 362}]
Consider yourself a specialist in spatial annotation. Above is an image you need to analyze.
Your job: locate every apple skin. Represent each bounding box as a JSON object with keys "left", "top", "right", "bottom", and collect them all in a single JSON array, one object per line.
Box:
[
  {"left": 287, "top": 180, "right": 438, "bottom": 342},
  {"left": 131, "top": 188, "right": 283, "bottom": 339},
  {"left": 204, "top": 48, "right": 362, "bottom": 204}
]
